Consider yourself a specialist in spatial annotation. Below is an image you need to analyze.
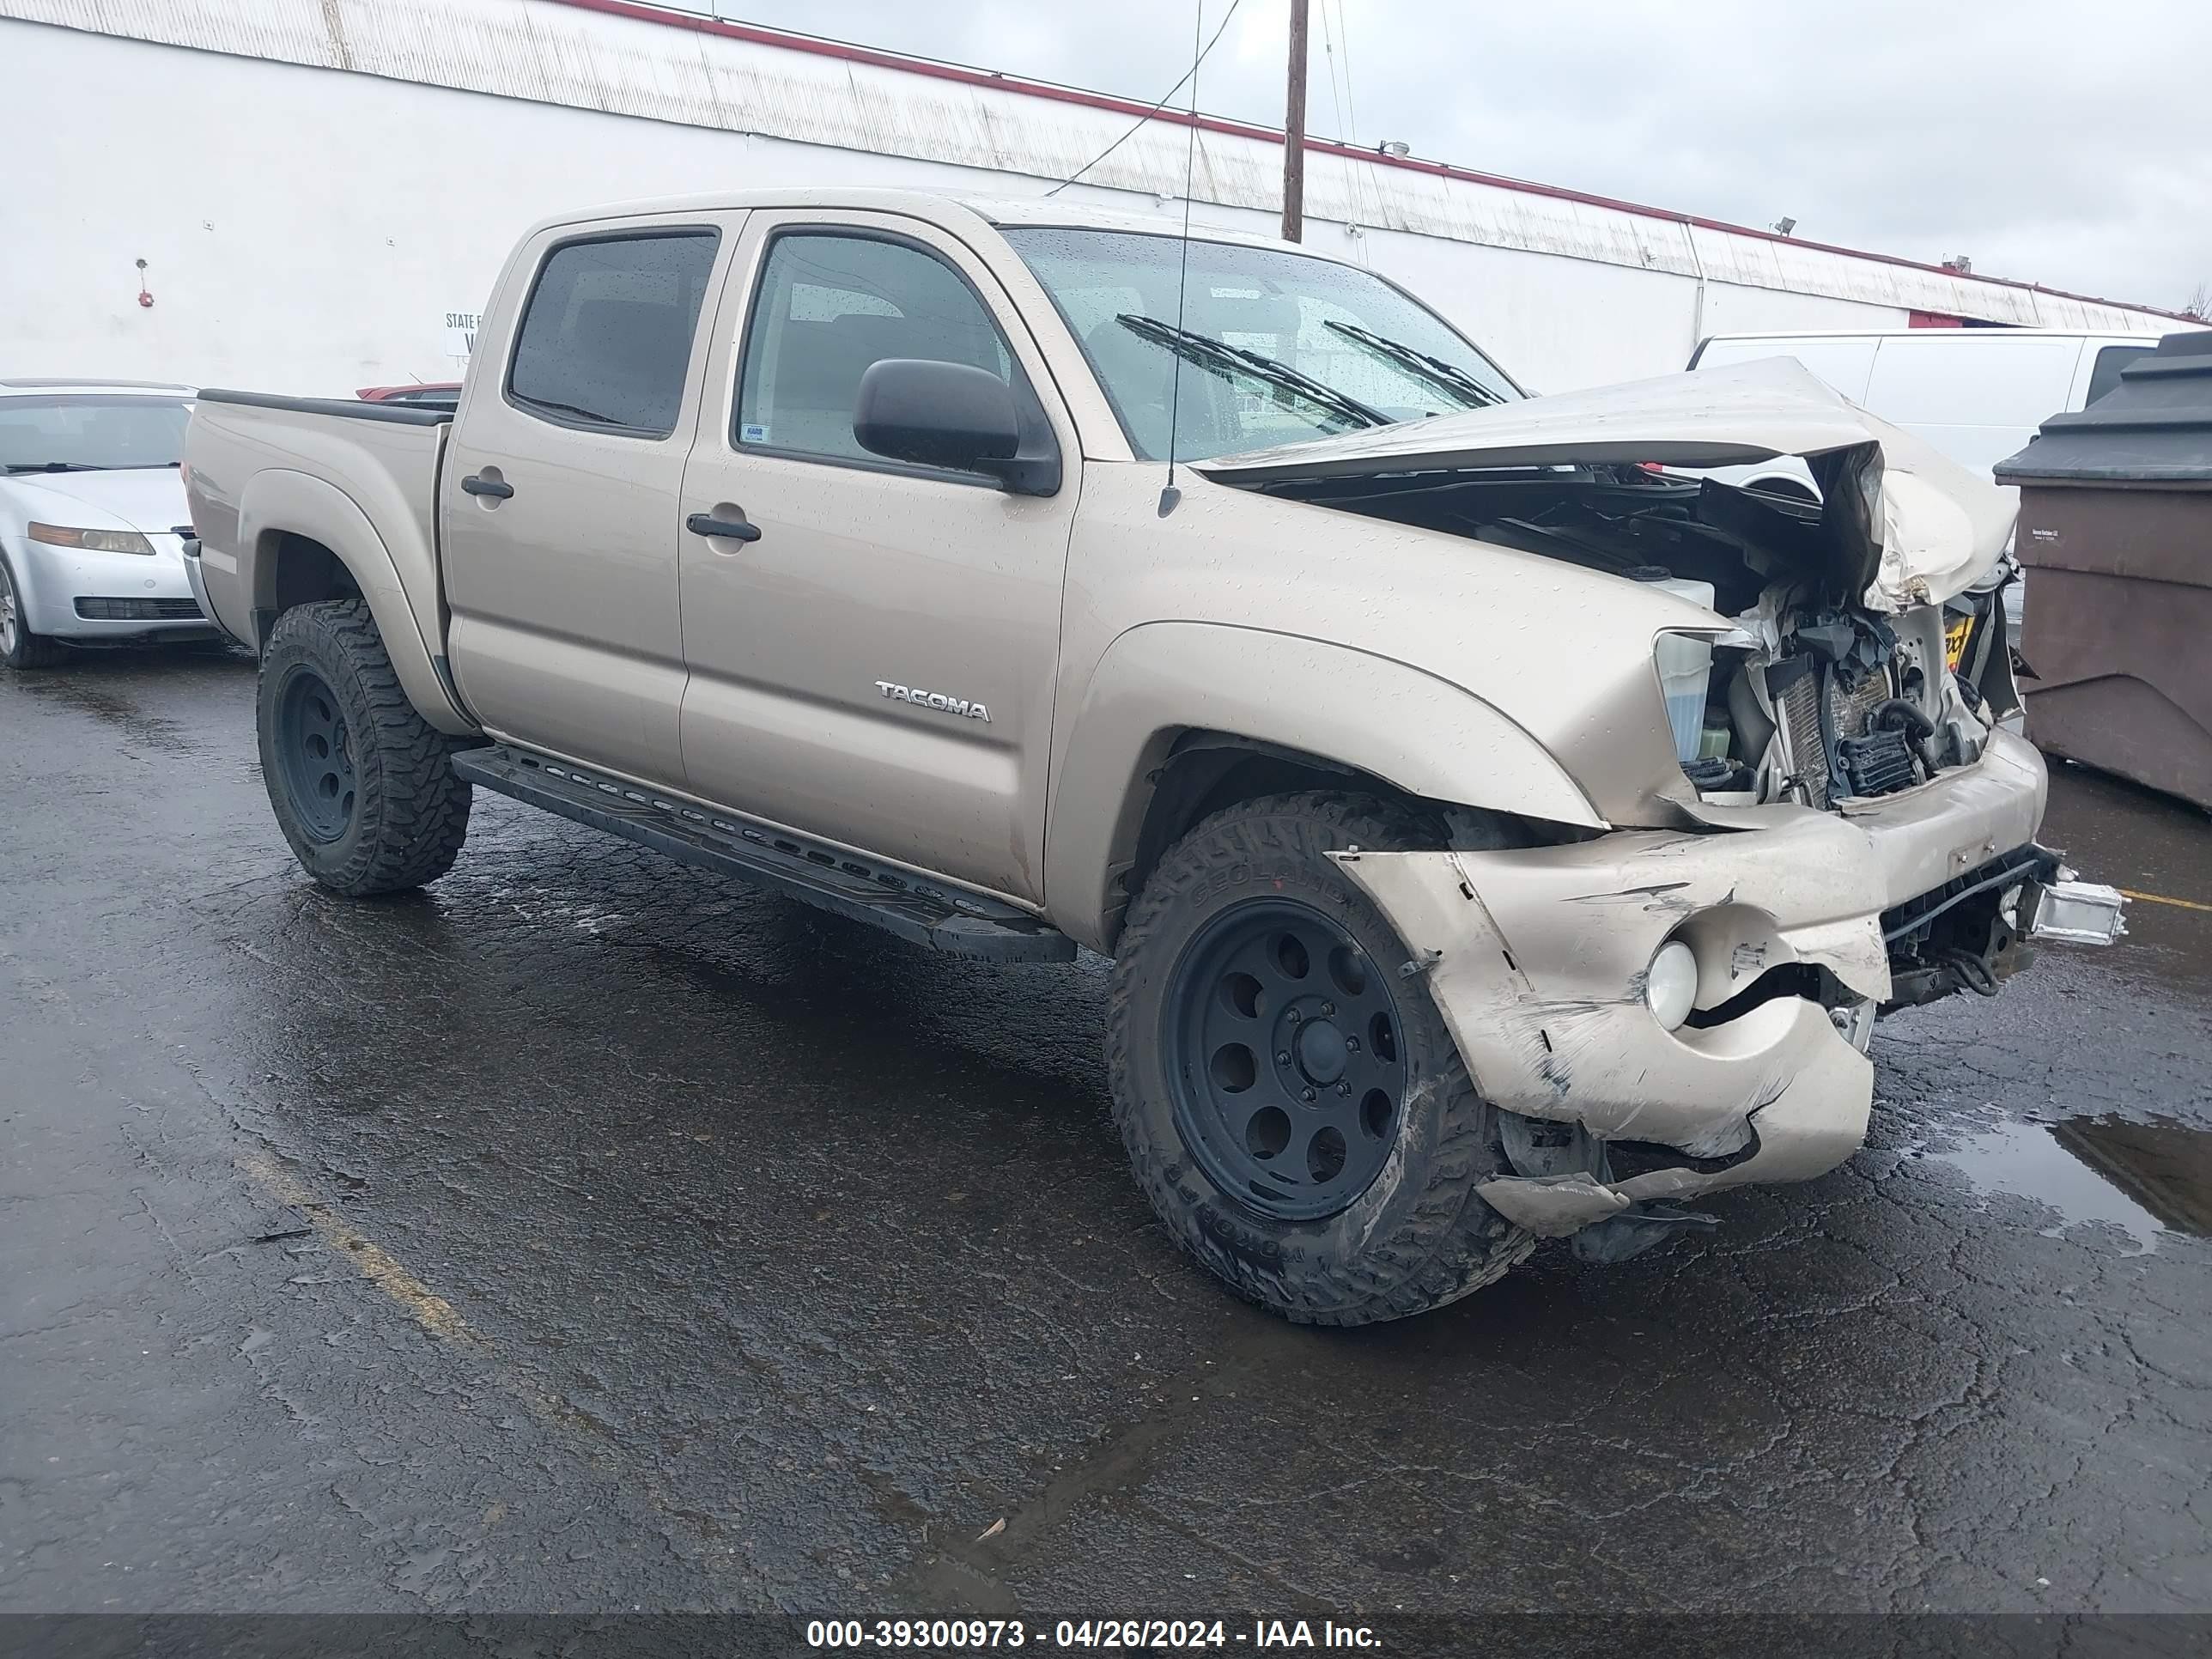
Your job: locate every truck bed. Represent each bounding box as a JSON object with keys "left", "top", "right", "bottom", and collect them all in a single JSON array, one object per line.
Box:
[
  {"left": 198, "top": 387, "right": 453, "bottom": 428},
  {"left": 185, "top": 388, "right": 453, "bottom": 665}
]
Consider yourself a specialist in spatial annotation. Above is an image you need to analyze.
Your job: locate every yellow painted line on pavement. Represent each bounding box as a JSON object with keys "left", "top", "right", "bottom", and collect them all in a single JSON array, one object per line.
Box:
[
  {"left": 240, "top": 1151, "right": 481, "bottom": 1344},
  {"left": 2120, "top": 887, "right": 2212, "bottom": 915}
]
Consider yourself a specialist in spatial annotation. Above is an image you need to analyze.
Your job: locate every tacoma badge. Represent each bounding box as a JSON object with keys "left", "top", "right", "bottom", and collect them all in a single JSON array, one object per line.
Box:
[{"left": 876, "top": 681, "right": 990, "bottom": 722}]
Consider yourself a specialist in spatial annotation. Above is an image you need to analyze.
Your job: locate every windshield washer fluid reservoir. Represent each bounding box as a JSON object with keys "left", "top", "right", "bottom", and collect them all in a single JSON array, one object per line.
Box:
[{"left": 1631, "top": 567, "right": 1718, "bottom": 764}]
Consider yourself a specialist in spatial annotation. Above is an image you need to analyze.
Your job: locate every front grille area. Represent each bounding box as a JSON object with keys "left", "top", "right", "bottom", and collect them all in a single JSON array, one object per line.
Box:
[
  {"left": 1777, "top": 672, "right": 1829, "bottom": 808},
  {"left": 1838, "top": 727, "right": 1917, "bottom": 796},
  {"left": 1827, "top": 664, "right": 1893, "bottom": 744},
  {"left": 1775, "top": 655, "right": 1914, "bottom": 807},
  {"left": 1881, "top": 845, "right": 2056, "bottom": 948},
  {"left": 75, "top": 597, "right": 205, "bottom": 622}
]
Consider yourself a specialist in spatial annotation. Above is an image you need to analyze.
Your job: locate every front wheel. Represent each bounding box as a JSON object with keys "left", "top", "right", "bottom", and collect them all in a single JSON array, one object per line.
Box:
[
  {"left": 0, "top": 553, "right": 66, "bottom": 669},
  {"left": 1105, "top": 792, "right": 1532, "bottom": 1325},
  {"left": 257, "top": 599, "right": 472, "bottom": 895}
]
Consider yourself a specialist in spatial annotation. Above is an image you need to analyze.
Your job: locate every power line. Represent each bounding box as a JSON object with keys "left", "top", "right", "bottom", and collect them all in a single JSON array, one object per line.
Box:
[
  {"left": 1316, "top": 0, "right": 1370, "bottom": 262},
  {"left": 1334, "top": 0, "right": 1361, "bottom": 149},
  {"left": 1045, "top": 0, "right": 1245, "bottom": 197},
  {"left": 1317, "top": 0, "right": 1350, "bottom": 144}
]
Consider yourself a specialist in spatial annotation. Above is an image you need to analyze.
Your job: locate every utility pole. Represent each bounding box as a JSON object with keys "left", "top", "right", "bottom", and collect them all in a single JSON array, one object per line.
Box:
[{"left": 1281, "top": 0, "right": 1309, "bottom": 242}]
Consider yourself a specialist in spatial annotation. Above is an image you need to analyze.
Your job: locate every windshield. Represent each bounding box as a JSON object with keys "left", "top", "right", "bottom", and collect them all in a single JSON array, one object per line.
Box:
[
  {"left": 0, "top": 396, "right": 191, "bottom": 472},
  {"left": 1002, "top": 227, "right": 1522, "bottom": 462}
]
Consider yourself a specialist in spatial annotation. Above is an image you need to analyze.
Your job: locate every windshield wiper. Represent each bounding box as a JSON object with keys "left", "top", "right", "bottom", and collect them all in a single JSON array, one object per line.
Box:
[
  {"left": 1115, "top": 313, "right": 1394, "bottom": 430},
  {"left": 1322, "top": 319, "right": 1505, "bottom": 410},
  {"left": 3, "top": 461, "right": 101, "bottom": 474}
]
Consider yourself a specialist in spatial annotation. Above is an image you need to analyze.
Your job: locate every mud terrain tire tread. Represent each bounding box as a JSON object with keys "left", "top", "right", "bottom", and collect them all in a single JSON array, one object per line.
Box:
[
  {"left": 258, "top": 599, "right": 471, "bottom": 896},
  {"left": 1106, "top": 791, "right": 1534, "bottom": 1325}
]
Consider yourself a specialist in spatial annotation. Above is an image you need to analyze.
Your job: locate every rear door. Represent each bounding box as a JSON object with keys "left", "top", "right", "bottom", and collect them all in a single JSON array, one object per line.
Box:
[
  {"left": 441, "top": 212, "right": 742, "bottom": 782},
  {"left": 674, "top": 211, "right": 1080, "bottom": 903}
]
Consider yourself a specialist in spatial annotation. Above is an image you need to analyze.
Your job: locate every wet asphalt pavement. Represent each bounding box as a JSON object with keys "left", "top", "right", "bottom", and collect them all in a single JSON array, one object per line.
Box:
[{"left": 3, "top": 649, "right": 2209, "bottom": 1624}]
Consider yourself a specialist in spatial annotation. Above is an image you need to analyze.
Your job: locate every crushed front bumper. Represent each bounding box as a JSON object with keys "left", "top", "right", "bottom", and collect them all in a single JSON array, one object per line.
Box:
[{"left": 1331, "top": 729, "right": 2093, "bottom": 1232}]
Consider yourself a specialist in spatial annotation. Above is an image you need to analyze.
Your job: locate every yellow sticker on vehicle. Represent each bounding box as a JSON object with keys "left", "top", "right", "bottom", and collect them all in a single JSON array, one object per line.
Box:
[{"left": 1944, "top": 614, "right": 1974, "bottom": 673}]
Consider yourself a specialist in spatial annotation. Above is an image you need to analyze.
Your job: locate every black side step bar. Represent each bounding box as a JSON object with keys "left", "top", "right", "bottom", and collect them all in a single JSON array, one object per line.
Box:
[{"left": 450, "top": 744, "right": 1076, "bottom": 963}]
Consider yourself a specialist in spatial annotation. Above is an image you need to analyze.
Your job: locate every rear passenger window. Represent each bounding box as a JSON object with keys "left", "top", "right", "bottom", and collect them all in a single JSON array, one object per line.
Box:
[
  {"left": 507, "top": 231, "right": 719, "bottom": 437},
  {"left": 2085, "top": 343, "right": 2153, "bottom": 406},
  {"left": 736, "top": 232, "right": 1015, "bottom": 465}
]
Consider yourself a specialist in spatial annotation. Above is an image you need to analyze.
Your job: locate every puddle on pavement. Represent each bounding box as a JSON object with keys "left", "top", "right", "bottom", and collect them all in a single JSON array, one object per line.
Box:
[
  {"left": 17, "top": 674, "right": 190, "bottom": 743},
  {"left": 1934, "top": 1115, "right": 2212, "bottom": 1253}
]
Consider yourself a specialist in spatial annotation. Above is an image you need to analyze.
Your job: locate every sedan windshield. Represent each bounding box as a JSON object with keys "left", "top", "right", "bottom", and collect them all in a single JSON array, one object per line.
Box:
[
  {"left": 1002, "top": 227, "right": 1522, "bottom": 462},
  {"left": 0, "top": 396, "right": 192, "bottom": 473}
]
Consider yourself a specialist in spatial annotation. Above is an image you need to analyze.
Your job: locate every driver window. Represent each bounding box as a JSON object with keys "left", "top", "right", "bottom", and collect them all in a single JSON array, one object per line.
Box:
[{"left": 736, "top": 232, "right": 1015, "bottom": 465}]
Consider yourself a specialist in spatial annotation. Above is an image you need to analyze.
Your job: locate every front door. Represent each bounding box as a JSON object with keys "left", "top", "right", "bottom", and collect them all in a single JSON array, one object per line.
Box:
[
  {"left": 676, "top": 212, "right": 1080, "bottom": 903},
  {"left": 442, "top": 213, "right": 739, "bottom": 782}
]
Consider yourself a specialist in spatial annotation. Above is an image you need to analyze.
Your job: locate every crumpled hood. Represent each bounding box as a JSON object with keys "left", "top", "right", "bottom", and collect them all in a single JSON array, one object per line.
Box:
[
  {"left": 4, "top": 468, "right": 191, "bottom": 538},
  {"left": 1198, "top": 358, "right": 2017, "bottom": 611}
]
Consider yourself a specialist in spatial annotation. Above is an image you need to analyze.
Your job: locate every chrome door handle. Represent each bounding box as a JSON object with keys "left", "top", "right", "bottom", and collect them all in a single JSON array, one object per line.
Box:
[{"left": 687, "top": 511, "right": 761, "bottom": 543}]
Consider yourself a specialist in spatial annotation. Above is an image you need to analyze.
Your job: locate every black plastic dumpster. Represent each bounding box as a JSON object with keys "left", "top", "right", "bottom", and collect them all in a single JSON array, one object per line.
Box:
[{"left": 1996, "top": 330, "right": 2212, "bottom": 810}]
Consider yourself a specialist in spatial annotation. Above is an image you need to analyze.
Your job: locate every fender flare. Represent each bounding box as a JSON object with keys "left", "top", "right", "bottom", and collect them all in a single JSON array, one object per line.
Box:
[
  {"left": 236, "top": 469, "right": 476, "bottom": 734},
  {"left": 1044, "top": 622, "right": 1605, "bottom": 952}
]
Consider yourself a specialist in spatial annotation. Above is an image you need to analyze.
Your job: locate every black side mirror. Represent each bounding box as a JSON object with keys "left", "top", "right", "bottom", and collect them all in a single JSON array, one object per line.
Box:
[{"left": 853, "top": 358, "right": 1059, "bottom": 495}]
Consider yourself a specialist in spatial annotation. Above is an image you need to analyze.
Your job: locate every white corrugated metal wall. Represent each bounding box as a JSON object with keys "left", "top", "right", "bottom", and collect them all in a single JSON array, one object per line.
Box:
[{"left": 1, "top": 0, "right": 2179, "bottom": 393}]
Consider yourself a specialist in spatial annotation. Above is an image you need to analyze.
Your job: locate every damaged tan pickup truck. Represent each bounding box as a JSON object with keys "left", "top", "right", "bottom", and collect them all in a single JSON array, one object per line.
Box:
[{"left": 182, "top": 190, "right": 2124, "bottom": 1323}]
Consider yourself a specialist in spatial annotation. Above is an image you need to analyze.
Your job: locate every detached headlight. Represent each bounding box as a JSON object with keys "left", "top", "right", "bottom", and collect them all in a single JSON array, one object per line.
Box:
[
  {"left": 1646, "top": 938, "right": 1699, "bottom": 1031},
  {"left": 27, "top": 522, "right": 155, "bottom": 555}
]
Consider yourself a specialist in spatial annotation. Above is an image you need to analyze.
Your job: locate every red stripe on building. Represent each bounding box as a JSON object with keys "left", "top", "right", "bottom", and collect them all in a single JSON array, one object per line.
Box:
[{"left": 546, "top": 0, "right": 2193, "bottom": 325}]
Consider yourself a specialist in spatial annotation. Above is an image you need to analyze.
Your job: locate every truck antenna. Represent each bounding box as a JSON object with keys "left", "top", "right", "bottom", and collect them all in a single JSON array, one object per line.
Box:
[
  {"left": 1045, "top": 0, "right": 1242, "bottom": 200},
  {"left": 1159, "top": 0, "right": 1207, "bottom": 518}
]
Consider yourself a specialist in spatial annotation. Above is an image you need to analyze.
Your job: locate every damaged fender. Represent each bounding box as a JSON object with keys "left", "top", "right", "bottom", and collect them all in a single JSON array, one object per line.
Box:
[
  {"left": 1331, "top": 821, "right": 1887, "bottom": 1207},
  {"left": 1327, "top": 726, "right": 2050, "bottom": 1224}
]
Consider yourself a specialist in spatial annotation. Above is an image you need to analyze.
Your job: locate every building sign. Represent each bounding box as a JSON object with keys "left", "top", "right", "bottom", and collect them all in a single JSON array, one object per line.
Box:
[{"left": 443, "top": 311, "right": 481, "bottom": 362}]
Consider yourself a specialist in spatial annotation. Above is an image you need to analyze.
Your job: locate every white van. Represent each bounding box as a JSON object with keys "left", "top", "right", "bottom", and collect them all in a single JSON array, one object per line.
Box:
[
  {"left": 1688, "top": 328, "right": 2175, "bottom": 641},
  {"left": 1688, "top": 328, "right": 2165, "bottom": 489}
]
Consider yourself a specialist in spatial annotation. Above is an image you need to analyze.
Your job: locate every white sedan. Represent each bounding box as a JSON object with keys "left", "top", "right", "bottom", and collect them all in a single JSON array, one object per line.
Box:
[{"left": 0, "top": 379, "right": 217, "bottom": 668}]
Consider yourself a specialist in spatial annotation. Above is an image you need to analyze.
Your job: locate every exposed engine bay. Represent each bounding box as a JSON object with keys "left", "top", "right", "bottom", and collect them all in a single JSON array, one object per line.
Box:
[
  {"left": 1255, "top": 458, "right": 2048, "bottom": 1016},
  {"left": 1252, "top": 461, "right": 2021, "bottom": 816},
  {"left": 1196, "top": 361, "right": 2123, "bottom": 1256}
]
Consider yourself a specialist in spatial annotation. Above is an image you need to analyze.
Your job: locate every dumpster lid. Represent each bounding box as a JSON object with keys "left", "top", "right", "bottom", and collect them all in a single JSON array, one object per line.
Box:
[{"left": 1996, "top": 330, "right": 2212, "bottom": 484}]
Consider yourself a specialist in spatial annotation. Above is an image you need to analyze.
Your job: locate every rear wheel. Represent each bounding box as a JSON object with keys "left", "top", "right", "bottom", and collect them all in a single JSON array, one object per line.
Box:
[
  {"left": 0, "top": 553, "right": 67, "bottom": 669},
  {"left": 257, "top": 599, "right": 472, "bottom": 895},
  {"left": 1106, "top": 792, "right": 1532, "bottom": 1324}
]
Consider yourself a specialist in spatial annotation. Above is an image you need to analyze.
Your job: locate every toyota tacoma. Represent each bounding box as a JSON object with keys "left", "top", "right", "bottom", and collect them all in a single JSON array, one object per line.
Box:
[{"left": 182, "top": 190, "right": 2123, "bottom": 1323}]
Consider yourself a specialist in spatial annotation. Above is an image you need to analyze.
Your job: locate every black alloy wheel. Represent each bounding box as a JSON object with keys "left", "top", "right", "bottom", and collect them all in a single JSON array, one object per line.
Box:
[
  {"left": 1166, "top": 896, "right": 1406, "bottom": 1221},
  {"left": 274, "top": 664, "right": 357, "bottom": 842}
]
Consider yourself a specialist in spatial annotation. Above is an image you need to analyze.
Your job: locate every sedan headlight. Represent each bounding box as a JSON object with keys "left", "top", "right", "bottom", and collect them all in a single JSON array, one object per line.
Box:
[{"left": 27, "top": 522, "right": 155, "bottom": 555}]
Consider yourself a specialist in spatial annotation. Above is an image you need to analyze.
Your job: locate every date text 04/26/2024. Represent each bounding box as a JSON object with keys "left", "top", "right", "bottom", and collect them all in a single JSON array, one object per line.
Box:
[{"left": 805, "top": 1619, "right": 1382, "bottom": 1649}]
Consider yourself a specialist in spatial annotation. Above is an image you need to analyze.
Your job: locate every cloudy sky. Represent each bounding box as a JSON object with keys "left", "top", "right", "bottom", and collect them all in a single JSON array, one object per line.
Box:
[{"left": 712, "top": 0, "right": 2212, "bottom": 311}]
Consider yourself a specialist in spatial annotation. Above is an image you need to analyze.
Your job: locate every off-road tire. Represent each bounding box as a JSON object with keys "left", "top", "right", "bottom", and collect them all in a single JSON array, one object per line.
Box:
[
  {"left": 0, "top": 552, "right": 68, "bottom": 669},
  {"left": 1106, "top": 792, "right": 1534, "bottom": 1324},
  {"left": 258, "top": 599, "right": 471, "bottom": 895}
]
